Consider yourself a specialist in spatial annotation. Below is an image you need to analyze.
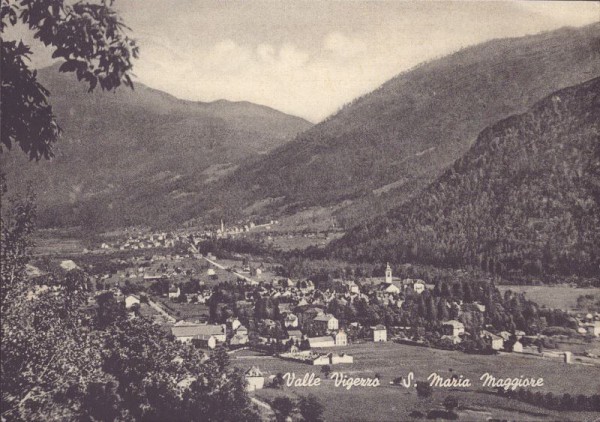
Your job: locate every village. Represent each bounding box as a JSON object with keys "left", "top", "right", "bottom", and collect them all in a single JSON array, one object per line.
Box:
[
  {"left": 80, "top": 240, "right": 600, "bottom": 398},
  {"left": 22, "top": 223, "right": 600, "bottom": 421},
  {"left": 28, "top": 219, "right": 600, "bottom": 421}
]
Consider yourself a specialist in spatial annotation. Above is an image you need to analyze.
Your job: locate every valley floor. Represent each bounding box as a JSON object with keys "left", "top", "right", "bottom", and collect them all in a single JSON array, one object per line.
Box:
[{"left": 232, "top": 342, "right": 600, "bottom": 422}]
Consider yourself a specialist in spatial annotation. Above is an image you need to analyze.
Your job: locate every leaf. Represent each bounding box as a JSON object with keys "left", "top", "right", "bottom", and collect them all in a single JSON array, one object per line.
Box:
[{"left": 58, "top": 61, "right": 78, "bottom": 73}]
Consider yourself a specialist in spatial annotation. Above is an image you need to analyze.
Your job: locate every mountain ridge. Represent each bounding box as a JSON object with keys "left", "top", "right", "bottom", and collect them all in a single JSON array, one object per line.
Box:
[
  {"left": 208, "top": 23, "right": 600, "bottom": 226},
  {"left": 0, "top": 63, "right": 312, "bottom": 228},
  {"left": 329, "top": 76, "right": 600, "bottom": 281}
]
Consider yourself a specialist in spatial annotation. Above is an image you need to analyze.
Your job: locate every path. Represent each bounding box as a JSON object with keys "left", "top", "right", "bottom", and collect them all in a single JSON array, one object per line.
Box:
[{"left": 147, "top": 298, "right": 177, "bottom": 323}]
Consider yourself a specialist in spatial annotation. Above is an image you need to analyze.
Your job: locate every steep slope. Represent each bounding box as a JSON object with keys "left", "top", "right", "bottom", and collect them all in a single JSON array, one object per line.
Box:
[
  {"left": 330, "top": 77, "right": 600, "bottom": 281},
  {"left": 1, "top": 63, "right": 311, "bottom": 228},
  {"left": 216, "top": 24, "right": 600, "bottom": 224}
]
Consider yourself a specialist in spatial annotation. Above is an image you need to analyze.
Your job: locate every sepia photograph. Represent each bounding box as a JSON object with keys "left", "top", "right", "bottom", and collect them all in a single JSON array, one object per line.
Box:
[{"left": 1, "top": 1, "right": 599, "bottom": 421}]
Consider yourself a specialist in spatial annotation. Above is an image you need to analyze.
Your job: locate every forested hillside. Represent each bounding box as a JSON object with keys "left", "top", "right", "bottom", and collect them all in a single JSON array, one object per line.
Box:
[
  {"left": 330, "top": 77, "right": 600, "bottom": 282},
  {"left": 0, "top": 63, "right": 311, "bottom": 229},
  {"left": 212, "top": 24, "right": 600, "bottom": 225}
]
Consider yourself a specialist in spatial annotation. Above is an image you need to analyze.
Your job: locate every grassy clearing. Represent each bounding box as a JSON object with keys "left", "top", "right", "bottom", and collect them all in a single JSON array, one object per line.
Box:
[
  {"left": 497, "top": 285, "right": 599, "bottom": 310},
  {"left": 231, "top": 342, "right": 600, "bottom": 421}
]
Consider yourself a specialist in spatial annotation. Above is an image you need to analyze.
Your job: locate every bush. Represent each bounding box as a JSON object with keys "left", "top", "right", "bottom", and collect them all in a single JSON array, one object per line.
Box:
[
  {"left": 443, "top": 396, "right": 458, "bottom": 411},
  {"left": 298, "top": 394, "right": 325, "bottom": 422},
  {"left": 416, "top": 380, "right": 433, "bottom": 398}
]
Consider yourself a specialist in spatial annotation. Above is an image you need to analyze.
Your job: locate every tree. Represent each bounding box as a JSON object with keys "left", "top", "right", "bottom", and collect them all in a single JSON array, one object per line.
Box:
[
  {"left": 298, "top": 394, "right": 325, "bottom": 422},
  {"left": 95, "top": 290, "right": 126, "bottom": 329},
  {"left": 416, "top": 381, "right": 433, "bottom": 399},
  {"left": 1, "top": 0, "right": 139, "bottom": 160},
  {"left": 443, "top": 395, "right": 458, "bottom": 412},
  {"left": 321, "top": 365, "right": 332, "bottom": 377},
  {"left": 272, "top": 372, "right": 285, "bottom": 389},
  {"left": 272, "top": 396, "right": 296, "bottom": 422},
  {"left": 1, "top": 186, "right": 117, "bottom": 420}
]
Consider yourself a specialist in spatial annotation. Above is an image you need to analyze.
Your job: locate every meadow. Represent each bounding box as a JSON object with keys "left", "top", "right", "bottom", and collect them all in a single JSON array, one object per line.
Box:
[
  {"left": 232, "top": 342, "right": 600, "bottom": 421},
  {"left": 497, "top": 285, "right": 599, "bottom": 311}
]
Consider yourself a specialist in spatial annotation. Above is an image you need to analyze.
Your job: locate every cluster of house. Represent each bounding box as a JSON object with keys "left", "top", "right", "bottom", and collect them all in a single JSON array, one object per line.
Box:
[
  {"left": 98, "top": 217, "right": 275, "bottom": 252},
  {"left": 171, "top": 321, "right": 230, "bottom": 349},
  {"left": 96, "top": 254, "right": 189, "bottom": 284},
  {"left": 114, "top": 260, "right": 600, "bottom": 364},
  {"left": 170, "top": 317, "right": 250, "bottom": 349},
  {"left": 213, "top": 219, "right": 277, "bottom": 239},
  {"left": 575, "top": 313, "right": 600, "bottom": 337},
  {"left": 160, "top": 264, "right": 442, "bottom": 352},
  {"left": 101, "top": 232, "right": 180, "bottom": 251}
]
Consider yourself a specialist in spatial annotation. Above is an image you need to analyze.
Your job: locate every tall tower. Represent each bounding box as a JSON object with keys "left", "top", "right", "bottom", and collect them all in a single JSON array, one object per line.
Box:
[
  {"left": 385, "top": 263, "right": 392, "bottom": 283},
  {"left": 221, "top": 219, "right": 225, "bottom": 233}
]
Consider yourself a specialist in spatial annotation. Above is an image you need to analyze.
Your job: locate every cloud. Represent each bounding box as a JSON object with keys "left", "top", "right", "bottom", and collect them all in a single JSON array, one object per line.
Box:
[
  {"left": 133, "top": 33, "right": 407, "bottom": 122},
  {"left": 323, "top": 32, "right": 368, "bottom": 58},
  {"left": 129, "top": 2, "right": 598, "bottom": 123}
]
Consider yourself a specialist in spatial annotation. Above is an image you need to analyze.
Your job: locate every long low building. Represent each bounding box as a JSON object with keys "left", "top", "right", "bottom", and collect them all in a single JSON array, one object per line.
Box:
[{"left": 171, "top": 322, "right": 226, "bottom": 343}]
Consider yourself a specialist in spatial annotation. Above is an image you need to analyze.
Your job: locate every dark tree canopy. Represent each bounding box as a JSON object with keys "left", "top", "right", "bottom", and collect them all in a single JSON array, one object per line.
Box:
[{"left": 1, "top": 0, "right": 139, "bottom": 160}]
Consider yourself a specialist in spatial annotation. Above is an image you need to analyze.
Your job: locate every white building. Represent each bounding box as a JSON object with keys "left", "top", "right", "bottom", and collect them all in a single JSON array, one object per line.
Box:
[
  {"left": 125, "top": 295, "right": 140, "bottom": 309},
  {"left": 308, "top": 336, "right": 335, "bottom": 348},
  {"left": 245, "top": 366, "right": 265, "bottom": 392},
  {"left": 313, "top": 314, "right": 339, "bottom": 331},
  {"left": 171, "top": 323, "right": 226, "bottom": 343},
  {"left": 442, "top": 320, "right": 465, "bottom": 337},
  {"left": 334, "top": 330, "right": 348, "bottom": 346},
  {"left": 372, "top": 325, "right": 387, "bottom": 342}
]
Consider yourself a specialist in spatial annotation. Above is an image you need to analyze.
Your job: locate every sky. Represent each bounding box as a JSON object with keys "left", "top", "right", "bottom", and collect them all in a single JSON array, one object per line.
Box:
[{"left": 8, "top": 1, "right": 599, "bottom": 122}]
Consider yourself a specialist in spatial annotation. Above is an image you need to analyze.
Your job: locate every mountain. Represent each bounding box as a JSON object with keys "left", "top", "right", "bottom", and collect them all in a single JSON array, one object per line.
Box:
[
  {"left": 329, "top": 77, "right": 600, "bottom": 282},
  {"left": 0, "top": 63, "right": 312, "bottom": 228},
  {"left": 213, "top": 23, "right": 600, "bottom": 225}
]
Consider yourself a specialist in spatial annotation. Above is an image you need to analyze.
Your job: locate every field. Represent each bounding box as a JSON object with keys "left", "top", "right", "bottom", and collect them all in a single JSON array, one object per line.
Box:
[
  {"left": 153, "top": 297, "right": 210, "bottom": 320},
  {"left": 231, "top": 342, "right": 600, "bottom": 421},
  {"left": 33, "top": 236, "right": 86, "bottom": 256},
  {"left": 266, "top": 232, "right": 345, "bottom": 252},
  {"left": 497, "top": 285, "right": 599, "bottom": 310}
]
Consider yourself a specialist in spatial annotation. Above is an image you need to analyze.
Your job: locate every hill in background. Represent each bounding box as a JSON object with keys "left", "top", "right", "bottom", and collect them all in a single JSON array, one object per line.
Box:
[
  {"left": 330, "top": 77, "right": 600, "bottom": 282},
  {"left": 212, "top": 23, "right": 600, "bottom": 227},
  {"left": 0, "top": 63, "right": 311, "bottom": 228}
]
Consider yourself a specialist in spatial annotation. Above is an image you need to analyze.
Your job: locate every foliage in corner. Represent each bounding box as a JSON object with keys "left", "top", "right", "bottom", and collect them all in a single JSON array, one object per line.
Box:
[{"left": 0, "top": 0, "right": 139, "bottom": 160}]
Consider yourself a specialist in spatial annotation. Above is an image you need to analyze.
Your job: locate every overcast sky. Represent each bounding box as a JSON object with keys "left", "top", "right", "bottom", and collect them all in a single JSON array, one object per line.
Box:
[{"left": 11, "top": 1, "right": 599, "bottom": 122}]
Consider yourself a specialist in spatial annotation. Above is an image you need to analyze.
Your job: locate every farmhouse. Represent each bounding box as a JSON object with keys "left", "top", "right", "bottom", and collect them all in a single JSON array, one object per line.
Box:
[
  {"left": 245, "top": 366, "right": 265, "bottom": 392},
  {"left": 125, "top": 295, "right": 140, "bottom": 309},
  {"left": 313, "top": 314, "right": 339, "bottom": 331},
  {"left": 168, "top": 285, "right": 181, "bottom": 299},
  {"left": 583, "top": 321, "right": 600, "bottom": 337},
  {"left": 171, "top": 323, "right": 226, "bottom": 343},
  {"left": 312, "top": 352, "right": 354, "bottom": 365},
  {"left": 230, "top": 333, "right": 248, "bottom": 346},
  {"left": 344, "top": 280, "right": 360, "bottom": 294},
  {"left": 227, "top": 317, "right": 241, "bottom": 331},
  {"left": 287, "top": 330, "right": 303, "bottom": 341},
  {"left": 196, "top": 334, "right": 217, "bottom": 349},
  {"left": 284, "top": 313, "right": 299, "bottom": 328},
  {"left": 378, "top": 283, "right": 400, "bottom": 295},
  {"left": 372, "top": 325, "right": 387, "bottom": 342},
  {"left": 481, "top": 330, "right": 504, "bottom": 350},
  {"left": 329, "top": 352, "right": 353, "bottom": 364},
  {"left": 334, "top": 330, "right": 348, "bottom": 346},
  {"left": 412, "top": 280, "right": 426, "bottom": 294},
  {"left": 308, "top": 336, "right": 335, "bottom": 348},
  {"left": 442, "top": 320, "right": 465, "bottom": 337},
  {"left": 512, "top": 340, "right": 524, "bottom": 353}
]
